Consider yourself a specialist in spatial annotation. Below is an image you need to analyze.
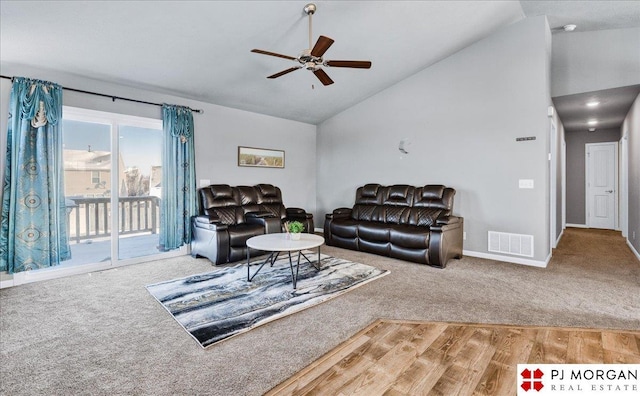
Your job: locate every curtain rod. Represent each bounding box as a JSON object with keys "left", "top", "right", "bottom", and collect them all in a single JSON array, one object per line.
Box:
[{"left": 0, "top": 74, "right": 203, "bottom": 114}]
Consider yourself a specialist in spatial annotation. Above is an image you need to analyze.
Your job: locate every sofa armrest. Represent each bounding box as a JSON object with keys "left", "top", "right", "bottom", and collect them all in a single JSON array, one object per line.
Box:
[
  {"left": 435, "top": 215, "right": 462, "bottom": 226},
  {"left": 246, "top": 211, "right": 276, "bottom": 219},
  {"left": 191, "top": 216, "right": 229, "bottom": 264},
  {"left": 327, "top": 207, "right": 352, "bottom": 220},
  {"left": 286, "top": 207, "right": 313, "bottom": 219},
  {"left": 428, "top": 216, "right": 463, "bottom": 268},
  {"left": 195, "top": 214, "right": 220, "bottom": 224},
  {"left": 192, "top": 216, "right": 228, "bottom": 231}
]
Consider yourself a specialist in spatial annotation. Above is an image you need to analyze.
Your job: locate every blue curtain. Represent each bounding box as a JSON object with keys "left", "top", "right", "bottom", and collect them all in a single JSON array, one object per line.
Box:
[
  {"left": 160, "top": 104, "right": 196, "bottom": 250},
  {"left": 0, "top": 77, "right": 71, "bottom": 273}
]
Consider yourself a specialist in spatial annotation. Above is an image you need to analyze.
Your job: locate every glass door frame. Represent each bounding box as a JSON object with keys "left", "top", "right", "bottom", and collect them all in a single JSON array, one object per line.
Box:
[{"left": 5, "top": 107, "right": 187, "bottom": 286}]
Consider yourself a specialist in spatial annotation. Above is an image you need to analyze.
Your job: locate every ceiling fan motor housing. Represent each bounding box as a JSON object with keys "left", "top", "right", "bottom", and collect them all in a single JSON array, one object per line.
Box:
[{"left": 304, "top": 3, "right": 316, "bottom": 15}]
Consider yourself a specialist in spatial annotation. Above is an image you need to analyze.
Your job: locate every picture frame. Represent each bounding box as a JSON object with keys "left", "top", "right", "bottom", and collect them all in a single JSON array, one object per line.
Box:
[{"left": 238, "top": 146, "right": 285, "bottom": 168}]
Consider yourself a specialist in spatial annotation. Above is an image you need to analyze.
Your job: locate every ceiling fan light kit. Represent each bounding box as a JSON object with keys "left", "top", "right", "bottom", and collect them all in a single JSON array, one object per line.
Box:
[{"left": 251, "top": 3, "right": 371, "bottom": 86}]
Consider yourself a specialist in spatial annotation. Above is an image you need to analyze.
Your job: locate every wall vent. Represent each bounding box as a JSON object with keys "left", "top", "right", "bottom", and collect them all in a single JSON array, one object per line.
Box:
[{"left": 488, "top": 231, "right": 534, "bottom": 257}]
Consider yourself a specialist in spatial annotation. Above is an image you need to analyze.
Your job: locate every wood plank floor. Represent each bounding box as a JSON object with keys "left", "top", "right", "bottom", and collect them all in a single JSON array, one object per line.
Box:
[{"left": 266, "top": 320, "right": 640, "bottom": 396}]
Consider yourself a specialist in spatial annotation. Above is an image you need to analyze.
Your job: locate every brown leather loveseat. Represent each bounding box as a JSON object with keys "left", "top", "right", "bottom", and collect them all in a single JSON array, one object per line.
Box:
[
  {"left": 191, "top": 184, "right": 314, "bottom": 265},
  {"left": 324, "top": 184, "right": 463, "bottom": 268}
]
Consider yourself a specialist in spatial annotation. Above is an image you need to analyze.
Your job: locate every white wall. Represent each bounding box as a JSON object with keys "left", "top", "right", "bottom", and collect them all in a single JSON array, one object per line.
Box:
[
  {"left": 0, "top": 64, "right": 317, "bottom": 218},
  {"left": 317, "top": 16, "right": 553, "bottom": 264},
  {"left": 622, "top": 93, "right": 640, "bottom": 256},
  {"left": 551, "top": 27, "right": 640, "bottom": 97}
]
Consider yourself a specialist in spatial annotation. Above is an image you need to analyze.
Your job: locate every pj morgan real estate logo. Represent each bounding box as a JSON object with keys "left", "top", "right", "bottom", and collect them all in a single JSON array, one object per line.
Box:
[{"left": 516, "top": 364, "right": 639, "bottom": 395}]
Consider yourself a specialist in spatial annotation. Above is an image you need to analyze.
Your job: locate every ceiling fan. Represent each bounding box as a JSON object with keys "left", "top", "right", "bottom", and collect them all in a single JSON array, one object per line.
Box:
[{"left": 250, "top": 3, "right": 372, "bottom": 86}]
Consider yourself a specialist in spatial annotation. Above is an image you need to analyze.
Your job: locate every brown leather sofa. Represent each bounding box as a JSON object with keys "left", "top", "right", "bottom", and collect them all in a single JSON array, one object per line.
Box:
[
  {"left": 191, "top": 184, "right": 314, "bottom": 265},
  {"left": 324, "top": 184, "right": 463, "bottom": 268}
]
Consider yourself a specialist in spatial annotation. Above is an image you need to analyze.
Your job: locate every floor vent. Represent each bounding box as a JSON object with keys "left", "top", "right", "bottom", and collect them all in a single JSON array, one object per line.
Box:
[{"left": 488, "top": 231, "right": 534, "bottom": 257}]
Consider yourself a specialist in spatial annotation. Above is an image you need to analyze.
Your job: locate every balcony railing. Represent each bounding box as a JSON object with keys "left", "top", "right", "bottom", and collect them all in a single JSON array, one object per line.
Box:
[{"left": 66, "top": 196, "right": 160, "bottom": 243}]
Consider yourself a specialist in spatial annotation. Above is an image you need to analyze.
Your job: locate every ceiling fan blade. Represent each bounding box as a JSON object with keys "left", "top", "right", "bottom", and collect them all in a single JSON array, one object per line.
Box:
[
  {"left": 267, "top": 67, "right": 300, "bottom": 79},
  {"left": 313, "top": 69, "right": 334, "bottom": 86},
  {"left": 325, "top": 60, "right": 372, "bottom": 69},
  {"left": 310, "top": 35, "right": 334, "bottom": 57},
  {"left": 251, "top": 49, "right": 297, "bottom": 61}
]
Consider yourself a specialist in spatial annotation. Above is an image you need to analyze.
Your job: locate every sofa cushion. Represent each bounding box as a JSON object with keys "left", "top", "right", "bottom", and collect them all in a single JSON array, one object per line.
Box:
[
  {"left": 414, "top": 185, "right": 454, "bottom": 214},
  {"left": 201, "top": 184, "right": 238, "bottom": 213},
  {"left": 361, "top": 183, "right": 380, "bottom": 198},
  {"left": 389, "top": 224, "right": 430, "bottom": 249},
  {"left": 389, "top": 245, "right": 428, "bottom": 264},
  {"left": 211, "top": 206, "right": 243, "bottom": 226},
  {"left": 237, "top": 186, "right": 258, "bottom": 205},
  {"left": 228, "top": 224, "right": 264, "bottom": 247},
  {"left": 257, "top": 183, "right": 278, "bottom": 198},
  {"left": 330, "top": 219, "right": 359, "bottom": 238},
  {"left": 355, "top": 184, "right": 382, "bottom": 205},
  {"left": 421, "top": 185, "right": 444, "bottom": 199},
  {"left": 408, "top": 207, "right": 443, "bottom": 227},
  {"left": 383, "top": 185, "right": 414, "bottom": 206},
  {"left": 352, "top": 204, "right": 379, "bottom": 221},
  {"left": 380, "top": 206, "right": 411, "bottom": 224},
  {"left": 211, "top": 184, "right": 234, "bottom": 199},
  {"left": 358, "top": 222, "right": 390, "bottom": 242},
  {"left": 360, "top": 239, "right": 390, "bottom": 256}
]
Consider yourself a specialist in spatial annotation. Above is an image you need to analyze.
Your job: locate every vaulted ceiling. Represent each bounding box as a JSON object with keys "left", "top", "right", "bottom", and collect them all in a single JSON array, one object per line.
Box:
[{"left": 1, "top": 1, "right": 639, "bottom": 125}]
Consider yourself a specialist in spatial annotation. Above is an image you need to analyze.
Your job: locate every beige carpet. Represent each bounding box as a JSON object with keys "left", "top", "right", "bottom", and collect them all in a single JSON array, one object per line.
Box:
[{"left": 0, "top": 228, "right": 638, "bottom": 395}]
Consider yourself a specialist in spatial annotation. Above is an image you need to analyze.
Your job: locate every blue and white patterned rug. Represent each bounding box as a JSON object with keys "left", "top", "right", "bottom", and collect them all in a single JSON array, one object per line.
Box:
[{"left": 146, "top": 253, "right": 389, "bottom": 348}]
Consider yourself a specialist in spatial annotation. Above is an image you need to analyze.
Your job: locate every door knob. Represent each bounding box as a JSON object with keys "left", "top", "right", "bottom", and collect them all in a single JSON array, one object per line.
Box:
[{"left": 605, "top": 190, "right": 613, "bottom": 193}]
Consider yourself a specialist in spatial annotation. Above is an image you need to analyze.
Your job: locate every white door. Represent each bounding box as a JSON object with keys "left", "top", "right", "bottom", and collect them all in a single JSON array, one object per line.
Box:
[{"left": 586, "top": 142, "right": 618, "bottom": 230}]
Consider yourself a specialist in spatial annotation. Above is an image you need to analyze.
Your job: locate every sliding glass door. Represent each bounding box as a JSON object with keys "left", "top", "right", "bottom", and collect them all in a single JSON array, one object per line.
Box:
[
  {"left": 117, "top": 125, "right": 163, "bottom": 260},
  {"left": 62, "top": 116, "right": 112, "bottom": 265},
  {"left": 62, "top": 107, "right": 171, "bottom": 268}
]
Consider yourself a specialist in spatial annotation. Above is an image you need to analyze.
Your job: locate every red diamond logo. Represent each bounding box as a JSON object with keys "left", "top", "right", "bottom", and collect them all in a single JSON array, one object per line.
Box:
[{"left": 521, "top": 367, "right": 544, "bottom": 392}]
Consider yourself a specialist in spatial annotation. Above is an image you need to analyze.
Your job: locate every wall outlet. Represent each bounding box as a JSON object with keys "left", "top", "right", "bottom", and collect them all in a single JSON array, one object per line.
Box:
[
  {"left": 463, "top": 232, "right": 467, "bottom": 240},
  {"left": 633, "top": 231, "right": 636, "bottom": 240}
]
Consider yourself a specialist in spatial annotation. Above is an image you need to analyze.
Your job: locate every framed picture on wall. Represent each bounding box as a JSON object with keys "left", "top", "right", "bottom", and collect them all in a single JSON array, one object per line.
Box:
[{"left": 238, "top": 146, "right": 285, "bottom": 168}]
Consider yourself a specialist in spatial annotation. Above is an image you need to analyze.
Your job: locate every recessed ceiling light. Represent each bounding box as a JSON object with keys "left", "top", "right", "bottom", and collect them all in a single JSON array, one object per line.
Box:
[
  {"left": 588, "top": 120, "right": 598, "bottom": 125},
  {"left": 589, "top": 128, "right": 596, "bottom": 132},
  {"left": 563, "top": 24, "right": 577, "bottom": 32},
  {"left": 586, "top": 101, "right": 600, "bottom": 107}
]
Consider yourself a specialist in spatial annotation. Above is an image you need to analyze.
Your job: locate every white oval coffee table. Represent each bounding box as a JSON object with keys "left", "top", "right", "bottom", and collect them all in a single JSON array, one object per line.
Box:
[{"left": 246, "top": 233, "right": 325, "bottom": 289}]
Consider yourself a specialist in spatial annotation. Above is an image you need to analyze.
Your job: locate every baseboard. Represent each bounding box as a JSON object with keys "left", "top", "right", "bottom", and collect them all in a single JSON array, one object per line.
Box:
[
  {"left": 627, "top": 240, "right": 640, "bottom": 261},
  {"left": 566, "top": 223, "right": 588, "bottom": 228},
  {"left": 463, "top": 249, "right": 549, "bottom": 268},
  {"left": 0, "top": 246, "right": 187, "bottom": 289},
  {"left": 0, "top": 278, "right": 14, "bottom": 289},
  {"left": 314, "top": 227, "right": 323, "bottom": 233}
]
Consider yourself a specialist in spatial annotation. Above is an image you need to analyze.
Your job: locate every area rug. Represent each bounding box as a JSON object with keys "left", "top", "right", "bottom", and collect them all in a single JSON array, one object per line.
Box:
[{"left": 146, "top": 253, "right": 389, "bottom": 348}]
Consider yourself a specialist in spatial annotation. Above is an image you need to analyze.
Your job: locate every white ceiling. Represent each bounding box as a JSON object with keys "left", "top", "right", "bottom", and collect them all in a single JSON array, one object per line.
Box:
[{"left": 1, "top": 1, "right": 639, "bottom": 125}]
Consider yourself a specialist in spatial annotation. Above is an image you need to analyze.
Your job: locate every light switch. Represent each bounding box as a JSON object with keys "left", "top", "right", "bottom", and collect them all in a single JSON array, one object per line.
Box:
[
  {"left": 519, "top": 179, "right": 534, "bottom": 189},
  {"left": 199, "top": 179, "right": 211, "bottom": 187}
]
